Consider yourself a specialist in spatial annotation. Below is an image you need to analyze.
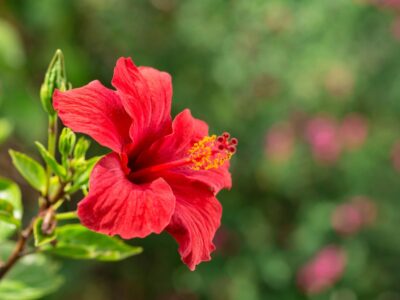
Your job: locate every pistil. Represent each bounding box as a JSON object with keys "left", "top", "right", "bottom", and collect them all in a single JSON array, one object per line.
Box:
[
  {"left": 128, "top": 158, "right": 190, "bottom": 181},
  {"left": 128, "top": 133, "right": 238, "bottom": 181}
]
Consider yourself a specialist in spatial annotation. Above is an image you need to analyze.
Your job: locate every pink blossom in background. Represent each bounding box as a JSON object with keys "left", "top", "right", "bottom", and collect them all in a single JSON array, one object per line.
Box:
[
  {"left": 391, "top": 18, "right": 400, "bottom": 40},
  {"left": 339, "top": 113, "right": 368, "bottom": 150},
  {"left": 331, "top": 203, "right": 364, "bottom": 236},
  {"left": 297, "top": 246, "right": 347, "bottom": 295},
  {"left": 376, "top": 0, "right": 400, "bottom": 8},
  {"left": 305, "top": 116, "right": 341, "bottom": 164},
  {"left": 332, "top": 203, "right": 363, "bottom": 235},
  {"left": 372, "top": 1, "right": 400, "bottom": 39},
  {"left": 264, "top": 122, "right": 295, "bottom": 163},
  {"left": 305, "top": 113, "right": 369, "bottom": 164},
  {"left": 352, "top": 196, "right": 377, "bottom": 226},
  {"left": 391, "top": 141, "right": 400, "bottom": 172},
  {"left": 331, "top": 196, "right": 377, "bottom": 236}
]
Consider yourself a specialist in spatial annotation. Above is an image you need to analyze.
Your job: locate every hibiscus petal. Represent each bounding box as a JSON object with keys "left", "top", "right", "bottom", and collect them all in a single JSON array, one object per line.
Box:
[
  {"left": 164, "top": 173, "right": 222, "bottom": 270},
  {"left": 111, "top": 57, "right": 172, "bottom": 152},
  {"left": 77, "top": 153, "right": 176, "bottom": 239},
  {"left": 53, "top": 80, "right": 131, "bottom": 153},
  {"left": 180, "top": 163, "right": 232, "bottom": 193},
  {"left": 137, "top": 109, "right": 231, "bottom": 193}
]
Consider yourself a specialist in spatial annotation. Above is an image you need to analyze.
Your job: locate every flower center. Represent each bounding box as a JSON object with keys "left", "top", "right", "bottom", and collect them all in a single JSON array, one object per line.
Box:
[
  {"left": 128, "top": 132, "right": 237, "bottom": 181},
  {"left": 189, "top": 133, "right": 237, "bottom": 170}
]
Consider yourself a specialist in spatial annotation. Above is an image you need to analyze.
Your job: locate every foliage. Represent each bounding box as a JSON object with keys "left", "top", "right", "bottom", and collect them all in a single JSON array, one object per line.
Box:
[
  {"left": 42, "top": 224, "right": 143, "bottom": 261},
  {"left": 0, "top": 179, "right": 22, "bottom": 241},
  {"left": 0, "top": 242, "right": 63, "bottom": 300}
]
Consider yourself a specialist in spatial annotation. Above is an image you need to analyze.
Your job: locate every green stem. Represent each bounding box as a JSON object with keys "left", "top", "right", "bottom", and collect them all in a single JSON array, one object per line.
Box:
[
  {"left": 47, "top": 115, "right": 57, "bottom": 159},
  {"left": 56, "top": 211, "right": 77, "bottom": 221},
  {"left": 46, "top": 115, "right": 58, "bottom": 194}
]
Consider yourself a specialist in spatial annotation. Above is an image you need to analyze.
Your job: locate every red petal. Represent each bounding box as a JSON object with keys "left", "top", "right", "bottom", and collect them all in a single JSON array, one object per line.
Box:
[
  {"left": 53, "top": 80, "right": 131, "bottom": 153},
  {"left": 111, "top": 58, "right": 172, "bottom": 153},
  {"left": 179, "top": 162, "right": 232, "bottom": 193},
  {"left": 137, "top": 109, "right": 231, "bottom": 193},
  {"left": 164, "top": 173, "right": 222, "bottom": 270},
  {"left": 77, "top": 153, "right": 176, "bottom": 239}
]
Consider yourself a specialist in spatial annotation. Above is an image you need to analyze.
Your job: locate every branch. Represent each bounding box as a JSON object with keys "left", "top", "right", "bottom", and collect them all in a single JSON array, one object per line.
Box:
[{"left": 0, "top": 218, "right": 35, "bottom": 279}]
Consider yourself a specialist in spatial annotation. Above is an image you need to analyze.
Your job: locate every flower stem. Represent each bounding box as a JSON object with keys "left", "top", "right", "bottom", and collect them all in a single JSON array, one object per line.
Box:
[
  {"left": 45, "top": 114, "right": 58, "bottom": 196},
  {"left": 56, "top": 211, "right": 77, "bottom": 221},
  {"left": 48, "top": 115, "right": 58, "bottom": 163},
  {"left": 0, "top": 217, "right": 36, "bottom": 279}
]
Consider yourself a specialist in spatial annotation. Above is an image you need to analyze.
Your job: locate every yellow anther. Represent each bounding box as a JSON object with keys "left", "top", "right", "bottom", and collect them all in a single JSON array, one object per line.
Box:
[{"left": 188, "top": 135, "right": 234, "bottom": 171}]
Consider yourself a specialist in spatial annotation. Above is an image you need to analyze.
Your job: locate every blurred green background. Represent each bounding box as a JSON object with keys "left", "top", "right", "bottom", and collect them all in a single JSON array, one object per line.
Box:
[{"left": 1, "top": 0, "right": 400, "bottom": 299}]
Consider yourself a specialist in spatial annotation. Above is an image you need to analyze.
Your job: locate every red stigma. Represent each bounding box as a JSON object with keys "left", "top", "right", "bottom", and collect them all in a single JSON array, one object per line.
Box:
[
  {"left": 228, "top": 146, "right": 236, "bottom": 153},
  {"left": 230, "top": 138, "right": 238, "bottom": 145},
  {"left": 217, "top": 136, "right": 225, "bottom": 143},
  {"left": 222, "top": 132, "right": 230, "bottom": 139},
  {"left": 216, "top": 132, "right": 238, "bottom": 154}
]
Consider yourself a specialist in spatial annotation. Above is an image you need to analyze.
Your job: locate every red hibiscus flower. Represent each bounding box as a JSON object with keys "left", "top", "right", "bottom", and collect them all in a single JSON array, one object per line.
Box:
[{"left": 53, "top": 57, "right": 237, "bottom": 270}]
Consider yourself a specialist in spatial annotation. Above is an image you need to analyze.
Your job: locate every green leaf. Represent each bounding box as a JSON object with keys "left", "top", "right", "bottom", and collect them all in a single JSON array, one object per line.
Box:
[
  {"left": 0, "top": 119, "right": 12, "bottom": 145},
  {"left": 0, "top": 178, "right": 22, "bottom": 241},
  {"left": 33, "top": 217, "right": 56, "bottom": 247},
  {"left": 0, "top": 199, "right": 13, "bottom": 214},
  {"left": 35, "top": 142, "right": 66, "bottom": 180},
  {"left": 0, "top": 199, "right": 20, "bottom": 227},
  {"left": 9, "top": 150, "right": 47, "bottom": 194},
  {"left": 0, "top": 242, "right": 63, "bottom": 300},
  {"left": 42, "top": 224, "right": 142, "bottom": 261}
]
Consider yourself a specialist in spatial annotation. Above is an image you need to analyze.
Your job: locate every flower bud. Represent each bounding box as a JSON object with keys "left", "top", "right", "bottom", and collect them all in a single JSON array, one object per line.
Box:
[
  {"left": 74, "top": 137, "right": 90, "bottom": 160},
  {"left": 59, "top": 127, "right": 76, "bottom": 157},
  {"left": 40, "top": 49, "right": 67, "bottom": 115}
]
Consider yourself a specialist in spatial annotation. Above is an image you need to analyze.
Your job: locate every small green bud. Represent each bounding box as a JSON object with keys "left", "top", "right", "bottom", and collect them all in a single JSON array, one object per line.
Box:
[
  {"left": 59, "top": 127, "right": 76, "bottom": 157},
  {"left": 70, "top": 158, "right": 87, "bottom": 173},
  {"left": 40, "top": 49, "right": 67, "bottom": 115},
  {"left": 74, "top": 137, "right": 90, "bottom": 160}
]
